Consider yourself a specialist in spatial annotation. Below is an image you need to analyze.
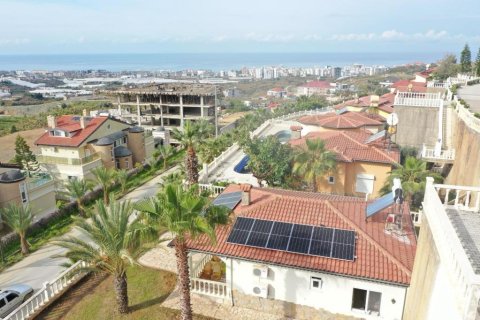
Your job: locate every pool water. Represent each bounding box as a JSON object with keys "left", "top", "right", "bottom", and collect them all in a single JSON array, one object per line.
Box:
[{"left": 275, "top": 130, "right": 292, "bottom": 143}]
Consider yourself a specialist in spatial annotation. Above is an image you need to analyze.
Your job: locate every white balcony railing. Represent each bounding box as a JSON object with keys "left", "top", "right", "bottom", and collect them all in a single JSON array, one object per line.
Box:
[
  {"left": 427, "top": 81, "right": 449, "bottom": 89},
  {"left": 198, "top": 184, "right": 226, "bottom": 196},
  {"left": 434, "top": 183, "right": 480, "bottom": 212},
  {"left": 420, "top": 145, "right": 455, "bottom": 162},
  {"left": 394, "top": 92, "right": 443, "bottom": 108},
  {"left": 4, "top": 261, "right": 88, "bottom": 320},
  {"left": 190, "top": 278, "right": 230, "bottom": 299}
]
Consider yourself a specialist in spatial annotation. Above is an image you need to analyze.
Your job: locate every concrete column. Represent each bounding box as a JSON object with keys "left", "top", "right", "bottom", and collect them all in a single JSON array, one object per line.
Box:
[
  {"left": 200, "top": 96, "right": 204, "bottom": 117},
  {"left": 117, "top": 96, "right": 122, "bottom": 116},
  {"left": 136, "top": 95, "right": 141, "bottom": 126},
  {"left": 179, "top": 95, "right": 184, "bottom": 128},
  {"left": 159, "top": 95, "right": 164, "bottom": 127}
]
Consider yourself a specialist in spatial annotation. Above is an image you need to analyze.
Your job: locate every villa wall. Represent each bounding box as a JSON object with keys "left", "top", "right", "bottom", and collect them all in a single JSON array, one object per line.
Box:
[
  {"left": 226, "top": 257, "right": 407, "bottom": 320},
  {"left": 395, "top": 105, "right": 439, "bottom": 149}
]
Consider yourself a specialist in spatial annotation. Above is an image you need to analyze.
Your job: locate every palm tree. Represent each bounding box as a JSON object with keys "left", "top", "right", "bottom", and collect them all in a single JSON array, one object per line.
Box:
[
  {"left": 293, "top": 139, "right": 337, "bottom": 191},
  {"left": 91, "top": 167, "right": 117, "bottom": 204},
  {"left": 383, "top": 156, "right": 443, "bottom": 205},
  {"left": 54, "top": 198, "right": 154, "bottom": 314},
  {"left": 154, "top": 144, "right": 175, "bottom": 169},
  {"left": 1, "top": 204, "right": 33, "bottom": 255},
  {"left": 135, "top": 184, "right": 230, "bottom": 320},
  {"left": 116, "top": 169, "right": 129, "bottom": 194},
  {"left": 172, "top": 121, "right": 202, "bottom": 185},
  {"left": 197, "top": 138, "right": 221, "bottom": 164},
  {"left": 65, "top": 178, "right": 93, "bottom": 217}
]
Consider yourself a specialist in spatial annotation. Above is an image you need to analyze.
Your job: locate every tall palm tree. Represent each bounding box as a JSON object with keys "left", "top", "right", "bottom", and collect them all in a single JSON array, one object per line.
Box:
[
  {"left": 54, "top": 198, "right": 154, "bottom": 314},
  {"left": 116, "top": 169, "right": 129, "bottom": 194},
  {"left": 1, "top": 204, "right": 33, "bottom": 255},
  {"left": 172, "top": 121, "right": 202, "bottom": 185},
  {"left": 293, "top": 139, "right": 337, "bottom": 191},
  {"left": 91, "top": 167, "right": 117, "bottom": 204},
  {"left": 383, "top": 156, "right": 443, "bottom": 204},
  {"left": 135, "top": 184, "right": 230, "bottom": 320},
  {"left": 154, "top": 144, "right": 175, "bottom": 169},
  {"left": 197, "top": 138, "right": 221, "bottom": 164},
  {"left": 65, "top": 178, "right": 93, "bottom": 217}
]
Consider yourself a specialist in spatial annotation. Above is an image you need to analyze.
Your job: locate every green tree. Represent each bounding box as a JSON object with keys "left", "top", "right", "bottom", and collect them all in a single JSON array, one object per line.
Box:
[
  {"left": 91, "top": 167, "right": 117, "bottom": 204},
  {"left": 197, "top": 138, "right": 223, "bottom": 164},
  {"left": 116, "top": 169, "right": 129, "bottom": 194},
  {"left": 55, "top": 199, "right": 154, "bottom": 314},
  {"left": 243, "top": 136, "right": 293, "bottom": 186},
  {"left": 382, "top": 156, "right": 443, "bottom": 209},
  {"left": 135, "top": 184, "right": 230, "bottom": 320},
  {"left": 10, "top": 125, "right": 17, "bottom": 133},
  {"left": 460, "top": 43, "right": 472, "bottom": 73},
  {"left": 475, "top": 48, "right": 480, "bottom": 77},
  {"left": 1, "top": 204, "right": 33, "bottom": 255},
  {"left": 153, "top": 144, "right": 175, "bottom": 169},
  {"left": 65, "top": 178, "right": 93, "bottom": 217},
  {"left": 13, "top": 135, "right": 37, "bottom": 174},
  {"left": 434, "top": 54, "right": 459, "bottom": 80},
  {"left": 292, "top": 139, "right": 337, "bottom": 191}
]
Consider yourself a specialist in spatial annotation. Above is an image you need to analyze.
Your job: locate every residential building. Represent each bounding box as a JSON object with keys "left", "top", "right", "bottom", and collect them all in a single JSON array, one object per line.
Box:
[
  {"left": 103, "top": 83, "right": 218, "bottom": 129},
  {"left": 289, "top": 130, "right": 399, "bottom": 198},
  {"left": 0, "top": 166, "right": 56, "bottom": 229},
  {"left": 187, "top": 184, "right": 416, "bottom": 319},
  {"left": 298, "top": 110, "right": 385, "bottom": 134},
  {"left": 266, "top": 87, "right": 287, "bottom": 98},
  {"left": 404, "top": 178, "right": 480, "bottom": 320},
  {"left": 35, "top": 113, "right": 154, "bottom": 191},
  {"left": 296, "top": 81, "right": 333, "bottom": 97},
  {"left": 334, "top": 93, "right": 395, "bottom": 119}
]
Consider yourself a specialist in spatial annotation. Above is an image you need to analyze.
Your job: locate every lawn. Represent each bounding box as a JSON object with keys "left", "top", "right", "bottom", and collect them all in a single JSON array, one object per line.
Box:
[{"left": 37, "top": 266, "right": 215, "bottom": 320}]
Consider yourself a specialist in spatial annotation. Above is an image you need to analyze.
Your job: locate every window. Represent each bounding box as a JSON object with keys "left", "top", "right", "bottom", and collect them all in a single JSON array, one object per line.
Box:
[
  {"left": 328, "top": 176, "right": 335, "bottom": 184},
  {"left": 123, "top": 137, "right": 127, "bottom": 144},
  {"left": 54, "top": 147, "right": 59, "bottom": 153},
  {"left": 0, "top": 298, "right": 5, "bottom": 308},
  {"left": 5, "top": 293, "right": 18, "bottom": 302},
  {"left": 19, "top": 183, "right": 28, "bottom": 203},
  {"left": 125, "top": 159, "right": 129, "bottom": 169},
  {"left": 352, "top": 288, "right": 382, "bottom": 315},
  {"left": 310, "top": 277, "right": 322, "bottom": 290},
  {"left": 116, "top": 160, "right": 120, "bottom": 169},
  {"left": 355, "top": 174, "right": 375, "bottom": 194}
]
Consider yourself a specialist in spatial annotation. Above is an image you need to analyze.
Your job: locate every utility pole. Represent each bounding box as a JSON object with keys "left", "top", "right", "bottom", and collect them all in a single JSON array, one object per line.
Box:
[{"left": 214, "top": 85, "right": 218, "bottom": 138}]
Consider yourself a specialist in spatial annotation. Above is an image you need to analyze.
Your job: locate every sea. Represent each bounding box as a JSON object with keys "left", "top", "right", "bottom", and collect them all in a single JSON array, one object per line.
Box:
[{"left": 0, "top": 52, "right": 443, "bottom": 72}]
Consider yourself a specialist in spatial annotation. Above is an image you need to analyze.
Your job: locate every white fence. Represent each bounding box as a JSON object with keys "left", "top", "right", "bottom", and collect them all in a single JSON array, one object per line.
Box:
[
  {"left": 189, "top": 253, "right": 230, "bottom": 299},
  {"left": 420, "top": 145, "right": 455, "bottom": 162},
  {"left": 198, "top": 143, "right": 240, "bottom": 182},
  {"left": 434, "top": 183, "right": 480, "bottom": 212},
  {"left": 394, "top": 92, "right": 443, "bottom": 108},
  {"left": 427, "top": 81, "right": 449, "bottom": 89},
  {"left": 4, "top": 261, "right": 88, "bottom": 320},
  {"left": 198, "top": 184, "right": 226, "bottom": 196}
]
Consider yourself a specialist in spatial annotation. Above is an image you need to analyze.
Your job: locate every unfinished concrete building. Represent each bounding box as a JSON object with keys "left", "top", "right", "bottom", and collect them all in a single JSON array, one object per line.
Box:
[{"left": 103, "top": 83, "right": 218, "bottom": 129}]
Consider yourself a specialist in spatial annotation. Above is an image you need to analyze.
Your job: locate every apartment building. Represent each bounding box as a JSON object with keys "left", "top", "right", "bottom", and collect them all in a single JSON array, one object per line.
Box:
[
  {"left": 104, "top": 83, "right": 218, "bottom": 130},
  {"left": 0, "top": 165, "right": 56, "bottom": 229},
  {"left": 35, "top": 113, "right": 154, "bottom": 191},
  {"left": 296, "top": 81, "right": 333, "bottom": 97}
]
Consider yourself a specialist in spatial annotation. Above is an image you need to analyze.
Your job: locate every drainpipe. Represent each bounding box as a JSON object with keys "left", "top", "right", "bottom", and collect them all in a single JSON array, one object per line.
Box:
[{"left": 230, "top": 258, "right": 234, "bottom": 306}]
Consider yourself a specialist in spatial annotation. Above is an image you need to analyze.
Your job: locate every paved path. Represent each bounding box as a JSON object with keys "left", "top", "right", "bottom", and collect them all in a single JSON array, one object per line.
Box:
[
  {"left": 0, "top": 166, "right": 179, "bottom": 291},
  {"left": 458, "top": 84, "right": 480, "bottom": 113}
]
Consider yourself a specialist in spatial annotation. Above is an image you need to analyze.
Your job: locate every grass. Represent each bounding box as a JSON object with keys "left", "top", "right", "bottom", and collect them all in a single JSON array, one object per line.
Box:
[{"left": 36, "top": 266, "right": 215, "bottom": 320}]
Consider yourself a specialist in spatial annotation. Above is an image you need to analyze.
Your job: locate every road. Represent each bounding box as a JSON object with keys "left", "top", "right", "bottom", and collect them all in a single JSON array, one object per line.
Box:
[
  {"left": 458, "top": 83, "right": 480, "bottom": 113},
  {"left": 0, "top": 166, "right": 178, "bottom": 291}
]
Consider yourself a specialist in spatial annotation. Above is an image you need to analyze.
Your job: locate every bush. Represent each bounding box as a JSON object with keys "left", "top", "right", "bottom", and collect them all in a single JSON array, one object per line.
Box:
[{"left": 474, "top": 113, "right": 480, "bottom": 119}]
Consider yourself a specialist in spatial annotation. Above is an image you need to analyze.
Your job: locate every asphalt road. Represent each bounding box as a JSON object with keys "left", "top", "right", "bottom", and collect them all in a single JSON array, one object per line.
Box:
[
  {"left": 0, "top": 166, "right": 178, "bottom": 291},
  {"left": 458, "top": 83, "right": 480, "bottom": 113}
]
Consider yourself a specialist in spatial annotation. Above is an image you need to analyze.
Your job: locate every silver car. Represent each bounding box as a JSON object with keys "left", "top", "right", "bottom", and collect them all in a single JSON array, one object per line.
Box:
[{"left": 0, "top": 284, "right": 34, "bottom": 318}]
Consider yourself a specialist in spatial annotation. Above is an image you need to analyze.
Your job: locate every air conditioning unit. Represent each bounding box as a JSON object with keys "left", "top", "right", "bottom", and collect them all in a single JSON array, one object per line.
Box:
[
  {"left": 252, "top": 284, "right": 268, "bottom": 298},
  {"left": 252, "top": 265, "right": 269, "bottom": 279}
]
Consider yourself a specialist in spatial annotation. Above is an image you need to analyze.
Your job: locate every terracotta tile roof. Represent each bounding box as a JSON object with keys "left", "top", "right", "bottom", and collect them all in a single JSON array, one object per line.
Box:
[
  {"left": 391, "top": 80, "right": 427, "bottom": 93},
  {"left": 269, "top": 87, "right": 285, "bottom": 92},
  {"left": 334, "top": 93, "right": 395, "bottom": 114},
  {"left": 35, "top": 115, "right": 109, "bottom": 147},
  {"left": 298, "top": 111, "right": 384, "bottom": 129},
  {"left": 299, "top": 81, "right": 332, "bottom": 89},
  {"left": 289, "top": 130, "right": 400, "bottom": 164},
  {"left": 186, "top": 186, "right": 417, "bottom": 285}
]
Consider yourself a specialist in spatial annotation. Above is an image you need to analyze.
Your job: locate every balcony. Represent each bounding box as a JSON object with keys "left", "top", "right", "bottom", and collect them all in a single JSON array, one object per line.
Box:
[
  {"left": 27, "top": 173, "right": 53, "bottom": 190},
  {"left": 420, "top": 145, "right": 455, "bottom": 163},
  {"left": 189, "top": 253, "right": 230, "bottom": 299},
  {"left": 37, "top": 152, "right": 100, "bottom": 166},
  {"left": 394, "top": 92, "right": 443, "bottom": 108}
]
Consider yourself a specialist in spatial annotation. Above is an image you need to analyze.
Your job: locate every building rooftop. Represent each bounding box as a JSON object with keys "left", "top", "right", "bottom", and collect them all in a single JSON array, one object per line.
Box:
[
  {"left": 104, "top": 83, "right": 217, "bottom": 96},
  {"left": 299, "top": 81, "right": 332, "bottom": 89},
  {"left": 334, "top": 93, "right": 395, "bottom": 114},
  {"left": 186, "top": 185, "right": 417, "bottom": 285},
  {"left": 289, "top": 130, "right": 399, "bottom": 164},
  {"left": 298, "top": 111, "right": 384, "bottom": 129},
  {"left": 114, "top": 145, "right": 133, "bottom": 158},
  {"left": 0, "top": 169, "right": 25, "bottom": 183}
]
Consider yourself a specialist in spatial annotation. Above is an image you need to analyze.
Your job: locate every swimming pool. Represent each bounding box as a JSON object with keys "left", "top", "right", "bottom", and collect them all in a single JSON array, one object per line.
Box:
[
  {"left": 275, "top": 130, "right": 292, "bottom": 143},
  {"left": 234, "top": 155, "right": 250, "bottom": 173}
]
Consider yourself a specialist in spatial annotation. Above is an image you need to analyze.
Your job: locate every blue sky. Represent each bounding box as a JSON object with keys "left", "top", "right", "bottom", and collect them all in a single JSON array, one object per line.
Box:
[{"left": 0, "top": 0, "right": 479, "bottom": 55}]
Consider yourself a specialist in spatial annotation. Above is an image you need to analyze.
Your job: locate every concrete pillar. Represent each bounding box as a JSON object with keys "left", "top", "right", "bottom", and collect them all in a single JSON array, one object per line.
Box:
[
  {"left": 136, "top": 95, "right": 141, "bottom": 126},
  {"left": 200, "top": 96, "right": 204, "bottom": 117},
  {"left": 179, "top": 95, "right": 184, "bottom": 128},
  {"left": 117, "top": 96, "right": 121, "bottom": 116},
  {"left": 159, "top": 95, "right": 164, "bottom": 127}
]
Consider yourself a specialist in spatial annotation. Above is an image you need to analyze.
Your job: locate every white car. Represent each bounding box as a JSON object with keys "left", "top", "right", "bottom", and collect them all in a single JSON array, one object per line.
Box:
[{"left": 0, "top": 284, "right": 33, "bottom": 318}]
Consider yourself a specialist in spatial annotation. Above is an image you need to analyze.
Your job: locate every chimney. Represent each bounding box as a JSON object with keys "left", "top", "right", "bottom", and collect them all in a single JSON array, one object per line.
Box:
[
  {"left": 80, "top": 116, "right": 86, "bottom": 129},
  {"left": 290, "top": 125, "right": 303, "bottom": 140},
  {"left": 240, "top": 184, "right": 252, "bottom": 206},
  {"left": 47, "top": 115, "right": 57, "bottom": 129},
  {"left": 82, "top": 109, "right": 88, "bottom": 116}
]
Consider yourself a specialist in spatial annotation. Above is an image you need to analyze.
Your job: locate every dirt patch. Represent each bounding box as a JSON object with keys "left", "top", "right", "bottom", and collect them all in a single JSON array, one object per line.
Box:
[
  {"left": 0, "top": 128, "right": 44, "bottom": 163},
  {"left": 218, "top": 111, "right": 251, "bottom": 125}
]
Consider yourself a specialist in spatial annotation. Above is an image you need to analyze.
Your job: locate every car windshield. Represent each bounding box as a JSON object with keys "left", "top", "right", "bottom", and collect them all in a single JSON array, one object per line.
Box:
[{"left": 6, "top": 293, "right": 19, "bottom": 302}]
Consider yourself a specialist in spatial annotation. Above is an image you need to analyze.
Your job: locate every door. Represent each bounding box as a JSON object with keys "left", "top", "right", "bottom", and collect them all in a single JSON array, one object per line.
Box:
[
  {"left": 5, "top": 292, "right": 21, "bottom": 313},
  {"left": 0, "top": 297, "right": 8, "bottom": 317}
]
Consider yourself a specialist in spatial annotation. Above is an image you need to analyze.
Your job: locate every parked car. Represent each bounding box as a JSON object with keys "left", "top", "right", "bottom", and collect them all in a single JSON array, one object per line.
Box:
[{"left": 0, "top": 284, "right": 33, "bottom": 318}]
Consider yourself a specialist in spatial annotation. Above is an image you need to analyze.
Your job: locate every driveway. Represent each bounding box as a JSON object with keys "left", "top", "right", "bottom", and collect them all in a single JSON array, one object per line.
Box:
[
  {"left": 458, "top": 84, "right": 480, "bottom": 113},
  {"left": 0, "top": 166, "right": 179, "bottom": 291}
]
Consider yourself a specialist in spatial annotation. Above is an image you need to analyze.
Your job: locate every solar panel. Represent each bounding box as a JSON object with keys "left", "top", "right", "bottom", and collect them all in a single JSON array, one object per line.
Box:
[
  {"left": 365, "top": 130, "right": 386, "bottom": 144},
  {"left": 227, "top": 217, "right": 356, "bottom": 261},
  {"left": 365, "top": 191, "right": 394, "bottom": 218},
  {"left": 212, "top": 191, "right": 242, "bottom": 210},
  {"left": 336, "top": 107, "right": 348, "bottom": 115}
]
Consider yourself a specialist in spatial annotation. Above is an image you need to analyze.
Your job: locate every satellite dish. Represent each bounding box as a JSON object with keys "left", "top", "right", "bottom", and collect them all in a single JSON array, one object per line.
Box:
[{"left": 386, "top": 113, "right": 399, "bottom": 126}]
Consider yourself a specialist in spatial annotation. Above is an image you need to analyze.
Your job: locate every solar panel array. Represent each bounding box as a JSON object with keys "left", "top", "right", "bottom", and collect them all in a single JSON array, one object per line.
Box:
[
  {"left": 366, "top": 191, "right": 394, "bottom": 218},
  {"left": 211, "top": 191, "right": 243, "bottom": 210},
  {"left": 227, "top": 217, "right": 356, "bottom": 261},
  {"left": 365, "top": 130, "right": 386, "bottom": 144}
]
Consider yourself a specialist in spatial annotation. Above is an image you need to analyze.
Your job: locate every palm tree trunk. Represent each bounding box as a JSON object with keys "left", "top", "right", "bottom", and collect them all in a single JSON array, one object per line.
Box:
[
  {"left": 104, "top": 187, "right": 109, "bottom": 205},
  {"left": 19, "top": 234, "right": 29, "bottom": 255},
  {"left": 77, "top": 200, "right": 85, "bottom": 217},
  {"left": 312, "top": 173, "right": 317, "bottom": 192},
  {"left": 164, "top": 158, "right": 167, "bottom": 169},
  {"left": 186, "top": 146, "right": 199, "bottom": 185},
  {"left": 114, "top": 273, "right": 129, "bottom": 314},
  {"left": 174, "top": 239, "right": 193, "bottom": 320}
]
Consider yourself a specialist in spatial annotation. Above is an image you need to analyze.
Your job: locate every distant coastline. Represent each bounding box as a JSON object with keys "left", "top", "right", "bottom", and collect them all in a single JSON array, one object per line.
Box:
[{"left": 0, "top": 52, "right": 443, "bottom": 72}]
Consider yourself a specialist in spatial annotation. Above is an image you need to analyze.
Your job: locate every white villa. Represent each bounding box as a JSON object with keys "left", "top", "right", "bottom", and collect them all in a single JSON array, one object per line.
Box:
[{"left": 187, "top": 184, "right": 417, "bottom": 319}]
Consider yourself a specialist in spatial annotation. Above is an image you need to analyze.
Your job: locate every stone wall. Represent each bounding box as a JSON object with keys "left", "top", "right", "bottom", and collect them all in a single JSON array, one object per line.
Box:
[{"left": 395, "top": 105, "right": 439, "bottom": 149}]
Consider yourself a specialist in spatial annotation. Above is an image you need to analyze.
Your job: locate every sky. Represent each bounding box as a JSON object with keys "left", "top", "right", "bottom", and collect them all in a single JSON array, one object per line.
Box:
[{"left": 0, "top": 0, "right": 479, "bottom": 55}]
